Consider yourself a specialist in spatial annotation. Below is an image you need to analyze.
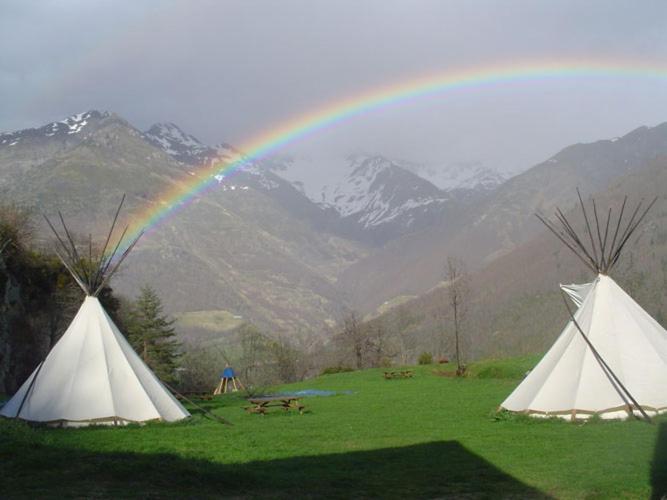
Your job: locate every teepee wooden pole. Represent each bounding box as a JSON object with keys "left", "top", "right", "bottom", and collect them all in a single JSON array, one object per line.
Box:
[
  {"left": 553, "top": 209, "right": 599, "bottom": 269},
  {"left": 58, "top": 211, "right": 91, "bottom": 288},
  {"left": 91, "top": 195, "right": 126, "bottom": 289},
  {"left": 592, "top": 199, "right": 607, "bottom": 271},
  {"left": 576, "top": 189, "right": 600, "bottom": 269},
  {"left": 606, "top": 199, "right": 644, "bottom": 270},
  {"left": 14, "top": 361, "right": 45, "bottom": 419},
  {"left": 561, "top": 291, "right": 652, "bottom": 423},
  {"left": 607, "top": 197, "right": 657, "bottom": 272},
  {"left": 42, "top": 213, "right": 77, "bottom": 267},
  {"left": 93, "top": 230, "right": 143, "bottom": 296},
  {"left": 161, "top": 380, "right": 233, "bottom": 426},
  {"left": 600, "top": 207, "right": 612, "bottom": 269},
  {"left": 53, "top": 248, "right": 90, "bottom": 294},
  {"left": 535, "top": 214, "right": 597, "bottom": 273},
  {"left": 98, "top": 225, "right": 129, "bottom": 280},
  {"left": 606, "top": 196, "right": 628, "bottom": 271}
]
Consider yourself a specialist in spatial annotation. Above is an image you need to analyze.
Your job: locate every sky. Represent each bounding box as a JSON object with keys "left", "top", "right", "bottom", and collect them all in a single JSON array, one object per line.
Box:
[{"left": 2, "top": 0, "right": 667, "bottom": 172}]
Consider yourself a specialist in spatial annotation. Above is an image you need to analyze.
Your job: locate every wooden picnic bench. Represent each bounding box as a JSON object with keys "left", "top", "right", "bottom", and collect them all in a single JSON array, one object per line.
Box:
[
  {"left": 244, "top": 396, "right": 305, "bottom": 415},
  {"left": 383, "top": 370, "right": 414, "bottom": 380}
]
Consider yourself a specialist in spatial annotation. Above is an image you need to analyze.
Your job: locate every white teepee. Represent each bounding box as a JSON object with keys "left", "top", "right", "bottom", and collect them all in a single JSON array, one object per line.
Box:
[
  {"left": 0, "top": 197, "right": 189, "bottom": 426},
  {"left": 501, "top": 274, "right": 667, "bottom": 419},
  {"left": 0, "top": 297, "right": 190, "bottom": 426},
  {"left": 501, "top": 191, "right": 664, "bottom": 420}
]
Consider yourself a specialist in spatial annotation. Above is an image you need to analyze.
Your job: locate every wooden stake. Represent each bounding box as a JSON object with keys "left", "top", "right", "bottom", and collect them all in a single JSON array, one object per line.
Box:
[{"left": 561, "top": 291, "right": 652, "bottom": 423}]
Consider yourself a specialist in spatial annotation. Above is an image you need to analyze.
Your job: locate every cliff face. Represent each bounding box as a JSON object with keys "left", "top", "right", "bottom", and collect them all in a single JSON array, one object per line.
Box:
[
  {"left": 0, "top": 251, "right": 51, "bottom": 394},
  {"left": 0, "top": 242, "right": 126, "bottom": 395},
  {"left": 0, "top": 255, "right": 22, "bottom": 393}
]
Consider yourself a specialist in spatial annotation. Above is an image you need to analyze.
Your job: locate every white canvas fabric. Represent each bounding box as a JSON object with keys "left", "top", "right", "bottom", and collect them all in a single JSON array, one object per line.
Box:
[
  {"left": 501, "top": 274, "right": 667, "bottom": 420},
  {"left": 560, "top": 281, "right": 594, "bottom": 308},
  {"left": 0, "top": 297, "right": 190, "bottom": 426}
]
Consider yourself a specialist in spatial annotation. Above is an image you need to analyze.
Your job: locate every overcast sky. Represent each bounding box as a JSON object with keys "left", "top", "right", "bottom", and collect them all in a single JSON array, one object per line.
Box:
[{"left": 2, "top": 0, "right": 667, "bottom": 171}]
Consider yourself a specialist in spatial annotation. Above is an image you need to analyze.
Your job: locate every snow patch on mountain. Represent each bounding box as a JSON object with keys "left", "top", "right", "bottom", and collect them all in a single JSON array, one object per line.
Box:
[
  {"left": 318, "top": 154, "right": 449, "bottom": 228},
  {"left": 60, "top": 112, "right": 91, "bottom": 134},
  {"left": 321, "top": 155, "right": 391, "bottom": 217},
  {"left": 269, "top": 154, "right": 507, "bottom": 209},
  {"left": 399, "top": 160, "right": 506, "bottom": 192},
  {"left": 144, "top": 123, "right": 218, "bottom": 165},
  {"left": 0, "top": 110, "right": 107, "bottom": 147}
]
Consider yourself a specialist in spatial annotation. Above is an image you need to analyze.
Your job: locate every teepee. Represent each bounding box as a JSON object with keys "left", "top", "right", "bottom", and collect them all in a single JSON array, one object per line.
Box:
[
  {"left": 0, "top": 197, "right": 190, "bottom": 426},
  {"left": 501, "top": 191, "right": 667, "bottom": 420}
]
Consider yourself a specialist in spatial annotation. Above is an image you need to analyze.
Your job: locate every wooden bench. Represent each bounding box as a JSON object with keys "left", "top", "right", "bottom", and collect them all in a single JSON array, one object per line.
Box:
[
  {"left": 244, "top": 396, "right": 305, "bottom": 415},
  {"left": 383, "top": 370, "right": 414, "bottom": 380}
]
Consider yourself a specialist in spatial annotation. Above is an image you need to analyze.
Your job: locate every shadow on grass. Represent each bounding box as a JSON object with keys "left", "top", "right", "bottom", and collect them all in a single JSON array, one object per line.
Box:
[
  {"left": 0, "top": 429, "right": 550, "bottom": 499},
  {"left": 652, "top": 422, "right": 667, "bottom": 500}
]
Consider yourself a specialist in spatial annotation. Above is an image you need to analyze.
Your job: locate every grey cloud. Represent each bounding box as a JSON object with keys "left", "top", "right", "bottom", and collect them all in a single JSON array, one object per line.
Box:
[{"left": 1, "top": 0, "right": 667, "bottom": 170}]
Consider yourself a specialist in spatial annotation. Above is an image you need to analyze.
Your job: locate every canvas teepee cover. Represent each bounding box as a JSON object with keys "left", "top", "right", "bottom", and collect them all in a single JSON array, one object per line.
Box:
[
  {"left": 1, "top": 296, "right": 189, "bottom": 425},
  {"left": 501, "top": 274, "right": 667, "bottom": 419},
  {"left": 0, "top": 197, "right": 189, "bottom": 426},
  {"left": 501, "top": 191, "right": 665, "bottom": 420}
]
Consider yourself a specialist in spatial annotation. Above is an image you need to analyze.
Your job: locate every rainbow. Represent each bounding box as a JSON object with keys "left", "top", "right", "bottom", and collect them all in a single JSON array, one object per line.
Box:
[{"left": 123, "top": 58, "right": 667, "bottom": 248}]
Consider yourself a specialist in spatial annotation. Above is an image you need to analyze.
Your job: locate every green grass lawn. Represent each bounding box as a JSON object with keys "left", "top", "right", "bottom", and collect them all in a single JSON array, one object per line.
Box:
[{"left": 1, "top": 360, "right": 665, "bottom": 499}]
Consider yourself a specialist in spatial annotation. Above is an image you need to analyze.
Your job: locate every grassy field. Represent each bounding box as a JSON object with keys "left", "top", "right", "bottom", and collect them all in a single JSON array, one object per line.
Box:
[{"left": 1, "top": 358, "right": 665, "bottom": 499}]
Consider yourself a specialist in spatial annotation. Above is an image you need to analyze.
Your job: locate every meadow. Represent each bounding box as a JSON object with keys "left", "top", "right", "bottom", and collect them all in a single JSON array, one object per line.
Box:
[{"left": 1, "top": 357, "right": 665, "bottom": 499}]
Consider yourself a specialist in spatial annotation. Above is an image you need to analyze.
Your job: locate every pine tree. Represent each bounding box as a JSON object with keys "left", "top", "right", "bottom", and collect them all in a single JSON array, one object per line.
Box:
[{"left": 127, "top": 286, "right": 180, "bottom": 384}]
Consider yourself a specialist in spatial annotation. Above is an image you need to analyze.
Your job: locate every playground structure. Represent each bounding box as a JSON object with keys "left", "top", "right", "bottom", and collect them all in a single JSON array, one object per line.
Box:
[{"left": 213, "top": 367, "right": 244, "bottom": 395}]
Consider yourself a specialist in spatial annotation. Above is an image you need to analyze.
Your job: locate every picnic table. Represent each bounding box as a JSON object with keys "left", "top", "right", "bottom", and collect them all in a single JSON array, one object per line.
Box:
[
  {"left": 244, "top": 396, "right": 305, "bottom": 415},
  {"left": 383, "top": 370, "right": 414, "bottom": 380}
]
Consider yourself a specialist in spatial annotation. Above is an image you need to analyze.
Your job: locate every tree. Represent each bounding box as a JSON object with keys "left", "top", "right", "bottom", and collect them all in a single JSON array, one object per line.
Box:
[
  {"left": 391, "top": 305, "right": 417, "bottom": 365},
  {"left": 446, "top": 257, "right": 469, "bottom": 376},
  {"left": 365, "top": 319, "right": 394, "bottom": 367},
  {"left": 270, "top": 335, "right": 299, "bottom": 383},
  {"left": 126, "top": 286, "right": 181, "bottom": 384},
  {"left": 339, "top": 310, "right": 366, "bottom": 369}
]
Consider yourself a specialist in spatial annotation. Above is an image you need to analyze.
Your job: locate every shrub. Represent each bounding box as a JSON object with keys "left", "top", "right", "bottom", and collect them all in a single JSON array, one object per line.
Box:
[
  {"left": 378, "top": 357, "right": 393, "bottom": 368},
  {"left": 418, "top": 352, "right": 433, "bottom": 365},
  {"left": 320, "top": 365, "right": 354, "bottom": 375}
]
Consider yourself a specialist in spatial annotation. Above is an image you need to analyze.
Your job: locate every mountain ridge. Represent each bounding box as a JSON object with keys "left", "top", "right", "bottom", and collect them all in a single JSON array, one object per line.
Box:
[{"left": 1, "top": 109, "right": 665, "bottom": 350}]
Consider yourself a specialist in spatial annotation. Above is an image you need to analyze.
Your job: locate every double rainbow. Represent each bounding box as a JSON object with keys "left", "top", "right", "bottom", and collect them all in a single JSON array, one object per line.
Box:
[{"left": 124, "top": 59, "right": 667, "bottom": 248}]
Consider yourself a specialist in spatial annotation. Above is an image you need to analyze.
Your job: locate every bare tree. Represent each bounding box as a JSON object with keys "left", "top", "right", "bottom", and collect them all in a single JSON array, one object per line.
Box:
[
  {"left": 392, "top": 305, "right": 417, "bottom": 365},
  {"left": 270, "top": 335, "right": 299, "bottom": 383},
  {"left": 238, "top": 323, "right": 272, "bottom": 386},
  {"left": 446, "top": 257, "right": 469, "bottom": 376},
  {"left": 365, "top": 318, "right": 396, "bottom": 367},
  {"left": 339, "top": 310, "right": 366, "bottom": 369}
]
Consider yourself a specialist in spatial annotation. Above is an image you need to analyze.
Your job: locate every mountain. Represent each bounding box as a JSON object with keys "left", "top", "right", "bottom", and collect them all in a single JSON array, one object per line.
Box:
[
  {"left": 369, "top": 155, "right": 667, "bottom": 362},
  {"left": 338, "top": 122, "right": 667, "bottom": 312},
  {"left": 0, "top": 111, "right": 368, "bottom": 336},
  {"left": 143, "top": 122, "right": 219, "bottom": 167},
  {"left": 0, "top": 111, "right": 109, "bottom": 148},
  {"left": 271, "top": 153, "right": 490, "bottom": 245},
  {"left": 0, "top": 111, "right": 111, "bottom": 183},
  {"left": 317, "top": 154, "right": 456, "bottom": 244},
  {"left": 146, "top": 133, "right": 489, "bottom": 246},
  {"left": 2, "top": 110, "right": 665, "bottom": 352},
  {"left": 397, "top": 160, "right": 506, "bottom": 193}
]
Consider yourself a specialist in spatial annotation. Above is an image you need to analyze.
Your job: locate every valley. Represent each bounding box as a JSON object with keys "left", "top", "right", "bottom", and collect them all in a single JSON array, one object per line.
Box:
[{"left": 0, "top": 111, "right": 666, "bottom": 360}]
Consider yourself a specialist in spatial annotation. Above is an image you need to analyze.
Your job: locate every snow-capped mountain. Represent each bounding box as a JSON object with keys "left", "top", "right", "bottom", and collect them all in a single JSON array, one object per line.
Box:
[
  {"left": 397, "top": 160, "right": 506, "bottom": 192},
  {"left": 320, "top": 154, "right": 447, "bottom": 226},
  {"left": 269, "top": 153, "right": 506, "bottom": 208},
  {"left": 143, "top": 123, "right": 283, "bottom": 192},
  {"left": 0, "top": 110, "right": 109, "bottom": 148},
  {"left": 143, "top": 123, "right": 219, "bottom": 166},
  {"left": 140, "top": 120, "right": 507, "bottom": 245},
  {"left": 267, "top": 152, "right": 506, "bottom": 243}
]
